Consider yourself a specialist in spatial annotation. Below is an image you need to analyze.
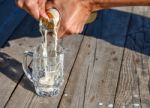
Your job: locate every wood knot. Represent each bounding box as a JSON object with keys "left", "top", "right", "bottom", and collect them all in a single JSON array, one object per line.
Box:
[
  {"left": 135, "top": 58, "right": 140, "bottom": 63},
  {"left": 88, "top": 44, "right": 90, "bottom": 48},
  {"left": 110, "top": 51, "right": 116, "bottom": 55},
  {"left": 101, "top": 80, "right": 104, "bottom": 83},
  {"left": 18, "top": 43, "right": 22, "bottom": 46},
  {"left": 90, "top": 96, "right": 95, "bottom": 103},
  {"left": 29, "top": 45, "right": 33, "bottom": 48},
  {"left": 112, "top": 57, "right": 118, "bottom": 61}
]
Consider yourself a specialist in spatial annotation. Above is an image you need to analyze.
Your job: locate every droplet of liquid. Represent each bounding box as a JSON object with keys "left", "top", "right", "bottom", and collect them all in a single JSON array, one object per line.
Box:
[
  {"left": 108, "top": 104, "right": 113, "bottom": 108},
  {"left": 133, "top": 94, "right": 139, "bottom": 98},
  {"left": 98, "top": 102, "right": 103, "bottom": 106},
  {"left": 64, "top": 94, "right": 68, "bottom": 96},
  {"left": 133, "top": 103, "right": 140, "bottom": 107}
]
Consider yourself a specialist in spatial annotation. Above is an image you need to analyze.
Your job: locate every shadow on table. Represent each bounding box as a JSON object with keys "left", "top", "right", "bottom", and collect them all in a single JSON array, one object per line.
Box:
[
  {"left": 1, "top": 8, "right": 150, "bottom": 92},
  {"left": 83, "top": 9, "right": 150, "bottom": 56},
  {"left": 5, "top": 8, "right": 150, "bottom": 56},
  {"left": 0, "top": 52, "right": 35, "bottom": 93}
]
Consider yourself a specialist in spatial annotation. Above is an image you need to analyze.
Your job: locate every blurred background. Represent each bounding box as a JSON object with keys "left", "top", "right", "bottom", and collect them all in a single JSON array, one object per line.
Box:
[{"left": 0, "top": 0, "right": 40, "bottom": 47}]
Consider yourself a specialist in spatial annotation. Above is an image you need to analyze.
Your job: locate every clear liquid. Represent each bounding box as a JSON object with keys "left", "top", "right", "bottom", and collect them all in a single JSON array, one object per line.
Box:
[
  {"left": 34, "top": 9, "right": 64, "bottom": 96},
  {"left": 33, "top": 45, "right": 64, "bottom": 96},
  {"left": 34, "top": 64, "right": 64, "bottom": 96}
]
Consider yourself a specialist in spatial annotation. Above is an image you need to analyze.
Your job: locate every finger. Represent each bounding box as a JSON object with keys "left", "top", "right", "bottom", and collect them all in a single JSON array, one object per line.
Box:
[
  {"left": 38, "top": 0, "right": 49, "bottom": 19},
  {"left": 16, "top": 0, "right": 24, "bottom": 8},
  {"left": 23, "top": 4, "right": 39, "bottom": 20},
  {"left": 24, "top": 0, "right": 40, "bottom": 20},
  {"left": 40, "top": 9, "right": 49, "bottom": 20}
]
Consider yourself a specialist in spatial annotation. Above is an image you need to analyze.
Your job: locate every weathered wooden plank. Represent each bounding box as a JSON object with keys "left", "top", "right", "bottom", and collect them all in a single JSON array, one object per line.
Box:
[
  {"left": 2, "top": 6, "right": 147, "bottom": 108},
  {"left": 114, "top": 50, "right": 141, "bottom": 108},
  {"left": 83, "top": 41, "right": 126, "bottom": 108},
  {"left": 59, "top": 38, "right": 123, "bottom": 108},
  {"left": 132, "top": 6, "right": 150, "bottom": 108},
  {"left": 5, "top": 35, "right": 83, "bottom": 108},
  {"left": 84, "top": 7, "right": 132, "bottom": 108},
  {"left": 58, "top": 7, "right": 132, "bottom": 108},
  {"left": 0, "top": 36, "right": 41, "bottom": 108},
  {"left": 0, "top": 53, "right": 23, "bottom": 108},
  {"left": 138, "top": 55, "right": 150, "bottom": 108},
  {"left": 58, "top": 36, "right": 96, "bottom": 108},
  {"left": 113, "top": 6, "right": 150, "bottom": 17},
  {"left": 114, "top": 6, "right": 150, "bottom": 108}
]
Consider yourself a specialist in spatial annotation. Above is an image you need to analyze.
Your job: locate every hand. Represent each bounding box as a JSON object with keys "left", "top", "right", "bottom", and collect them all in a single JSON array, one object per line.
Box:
[
  {"left": 16, "top": 0, "right": 49, "bottom": 20},
  {"left": 46, "top": 0, "right": 92, "bottom": 37},
  {"left": 16, "top": 0, "right": 93, "bottom": 37}
]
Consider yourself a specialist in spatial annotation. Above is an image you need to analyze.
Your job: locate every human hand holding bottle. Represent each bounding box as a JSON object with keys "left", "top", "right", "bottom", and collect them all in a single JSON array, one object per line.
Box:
[{"left": 16, "top": 0, "right": 150, "bottom": 37}]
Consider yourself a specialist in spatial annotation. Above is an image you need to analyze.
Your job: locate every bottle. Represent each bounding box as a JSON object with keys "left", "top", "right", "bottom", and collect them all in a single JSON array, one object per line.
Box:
[{"left": 40, "top": 10, "right": 97, "bottom": 31}]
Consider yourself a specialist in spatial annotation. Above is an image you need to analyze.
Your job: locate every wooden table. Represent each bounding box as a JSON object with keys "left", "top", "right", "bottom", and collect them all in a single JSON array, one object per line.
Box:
[{"left": 1, "top": 7, "right": 150, "bottom": 108}]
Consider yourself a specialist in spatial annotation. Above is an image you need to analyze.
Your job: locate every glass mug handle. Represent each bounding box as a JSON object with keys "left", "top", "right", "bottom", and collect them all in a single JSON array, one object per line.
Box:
[{"left": 22, "top": 51, "right": 33, "bottom": 82}]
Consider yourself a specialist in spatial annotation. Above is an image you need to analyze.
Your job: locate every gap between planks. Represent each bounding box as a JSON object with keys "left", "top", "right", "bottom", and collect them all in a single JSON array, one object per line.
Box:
[
  {"left": 114, "top": 6, "right": 150, "bottom": 108},
  {"left": 4, "top": 35, "right": 84, "bottom": 108}
]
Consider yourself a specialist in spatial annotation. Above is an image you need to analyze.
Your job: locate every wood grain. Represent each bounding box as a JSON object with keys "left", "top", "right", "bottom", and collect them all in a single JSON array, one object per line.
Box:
[
  {"left": 114, "top": 50, "right": 140, "bottom": 108},
  {"left": 82, "top": 40, "right": 127, "bottom": 108},
  {"left": 132, "top": 6, "right": 150, "bottom": 108},
  {"left": 2, "top": 6, "right": 150, "bottom": 108},
  {"left": 5, "top": 35, "right": 83, "bottom": 108},
  {"left": 59, "top": 7, "right": 132, "bottom": 108},
  {"left": 0, "top": 37, "right": 41, "bottom": 108},
  {"left": 58, "top": 36, "right": 96, "bottom": 108},
  {"left": 114, "top": 6, "right": 150, "bottom": 108}
]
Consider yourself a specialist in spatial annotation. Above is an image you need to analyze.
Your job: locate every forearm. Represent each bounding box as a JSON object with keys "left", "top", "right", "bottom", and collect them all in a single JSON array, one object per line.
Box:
[{"left": 88, "top": 0, "right": 150, "bottom": 11}]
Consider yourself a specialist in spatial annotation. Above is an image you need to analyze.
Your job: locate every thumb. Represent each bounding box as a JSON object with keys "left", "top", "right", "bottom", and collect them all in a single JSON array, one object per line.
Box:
[
  {"left": 40, "top": 10, "right": 49, "bottom": 20},
  {"left": 38, "top": 0, "right": 49, "bottom": 19}
]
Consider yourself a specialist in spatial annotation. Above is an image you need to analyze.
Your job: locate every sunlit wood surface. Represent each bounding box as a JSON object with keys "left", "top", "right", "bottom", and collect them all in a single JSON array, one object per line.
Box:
[{"left": 1, "top": 6, "right": 150, "bottom": 108}]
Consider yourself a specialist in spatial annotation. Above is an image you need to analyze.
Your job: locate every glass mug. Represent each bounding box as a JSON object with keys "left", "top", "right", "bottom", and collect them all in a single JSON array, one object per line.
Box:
[{"left": 22, "top": 44, "right": 64, "bottom": 96}]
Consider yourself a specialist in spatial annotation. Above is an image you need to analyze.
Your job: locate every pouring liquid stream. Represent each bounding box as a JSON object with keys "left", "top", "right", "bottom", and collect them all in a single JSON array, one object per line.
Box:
[{"left": 39, "top": 9, "right": 59, "bottom": 86}]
